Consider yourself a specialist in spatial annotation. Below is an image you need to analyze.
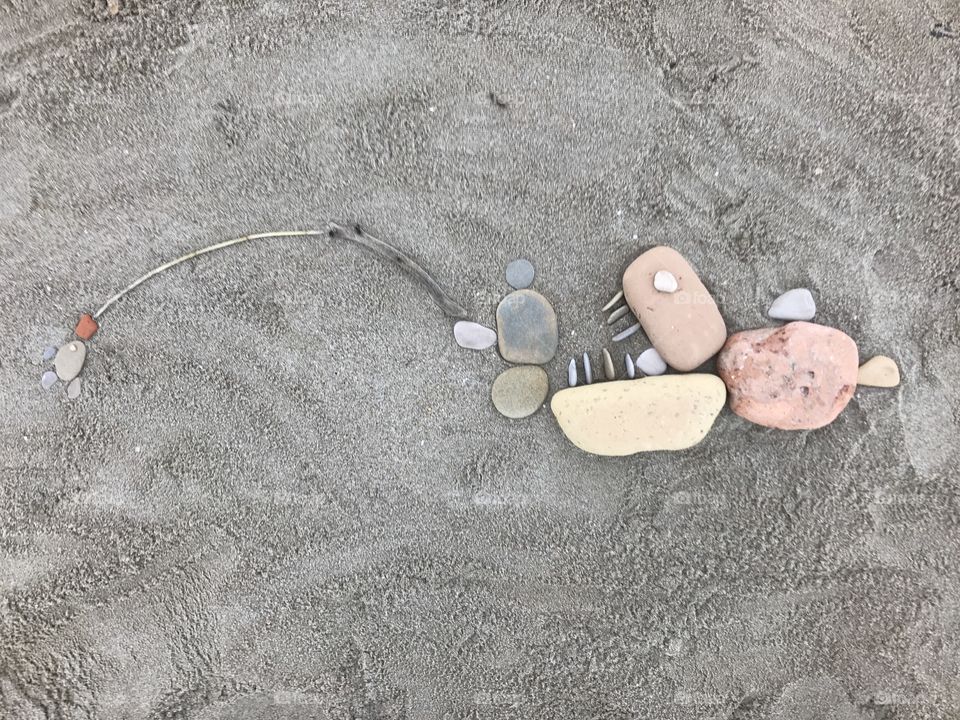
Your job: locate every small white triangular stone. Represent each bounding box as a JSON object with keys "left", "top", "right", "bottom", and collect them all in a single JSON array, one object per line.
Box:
[{"left": 768, "top": 288, "right": 816, "bottom": 321}]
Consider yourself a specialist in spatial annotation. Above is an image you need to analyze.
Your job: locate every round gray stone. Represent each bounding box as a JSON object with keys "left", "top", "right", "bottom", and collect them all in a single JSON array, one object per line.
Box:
[
  {"left": 54, "top": 341, "right": 86, "bottom": 382},
  {"left": 505, "top": 258, "right": 535, "bottom": 289},
  {"left": 491, "top": 366, "right": 549, "bottom": 419}
]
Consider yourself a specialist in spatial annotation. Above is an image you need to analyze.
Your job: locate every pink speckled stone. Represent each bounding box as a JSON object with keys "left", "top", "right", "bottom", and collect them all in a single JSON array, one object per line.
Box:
[{"left": 717, "top": 321, "right": 859, "bottom": 430}]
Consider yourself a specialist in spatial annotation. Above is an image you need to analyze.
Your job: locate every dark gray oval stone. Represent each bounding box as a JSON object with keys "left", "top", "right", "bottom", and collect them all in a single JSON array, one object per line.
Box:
[{"left": 496, "top": 289, "right": 558, "bottom": 364}]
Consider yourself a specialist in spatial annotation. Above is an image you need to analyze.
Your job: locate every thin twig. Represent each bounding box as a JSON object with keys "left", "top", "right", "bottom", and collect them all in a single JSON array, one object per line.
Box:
[
  {"left": 94, "top": 229, "right": 325, "bottom": 319},
  {"left": 328, "top": 222, "right": 470, "bottom": 319}
]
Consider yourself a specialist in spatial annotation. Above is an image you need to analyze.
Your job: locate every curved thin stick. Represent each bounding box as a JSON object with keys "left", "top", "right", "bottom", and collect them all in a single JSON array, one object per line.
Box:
[
  {"left": 92, "top": 224, "right": 471, "bottom": 321},
  {"left": 328, "top": 223, "right": 470, "bottom": 319},
  {"left": 93, "top": 229, "right": 325, "bottom": 319}
]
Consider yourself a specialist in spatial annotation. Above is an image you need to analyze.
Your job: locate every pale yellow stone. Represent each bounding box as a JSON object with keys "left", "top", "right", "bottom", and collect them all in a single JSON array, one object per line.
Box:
[
  {"left": 550, "top": 374, "right": 726, "bottom": 456},
  {"left": 857, "top": 355, "right": 900, "bottom": 388}
]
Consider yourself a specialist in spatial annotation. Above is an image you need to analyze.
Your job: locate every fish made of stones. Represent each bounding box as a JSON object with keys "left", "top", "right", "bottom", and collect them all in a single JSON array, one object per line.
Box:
[{"left": 41, "top": 225, "right": 899, "bottom": 453}]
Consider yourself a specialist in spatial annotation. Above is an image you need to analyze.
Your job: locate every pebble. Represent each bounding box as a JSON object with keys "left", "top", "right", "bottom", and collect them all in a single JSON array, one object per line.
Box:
[
  {"left": 496, "top": 289, "right": 558, "bottom": 364},
  {"left": 624, "top": 353, "right": 635, "bottom": 379},
  {"left": 622, "top": 246, "right": 727, "bottom": 371},
  {"left": 653, "top": 270, "right": 678, "bottom": 293},
  {"left": 717, "top": 321, "right": 858, "bottom": 430},
  {"left": 768, "top": 288, "right": 816, "bottom": 321},
  {"left": 42, "top": 346, "right": 56, "bottom": 362},
  {"left": 41, "top": 371, "right": 58, "bottom": 390},
  {"left": 54, "top": 341, "right": 86, "bottom": 382},
  {"left": 491, "top": 366, "right": 549, "bottom": 419},
  {"left": 602, "top": 348, "right": 615, "bottom": 380},
  {"left": 612, "top": 322, "right": 641, "bottom": 342},
  {"left": 607, "top": 305, "right": 631, "bottom": 325},
  {"left": 636, "top": 348, "right": 667, "bottom": 376},
  {"left": 857, "top": 355, "right": 900, "bottom": 388},
  {"left": 505, "top": 258, "right": 535, "bottom": 289},
  {"left": 601, "top": 290, "right": 624, "bottom": 312},
  {"left": 66, "top": 378, "right": 81, "bottom": 400},
  {"left": 551, "top": 375, "right": 727, "bottom": 455},
  {"left": 568, "top": 358, "right": 578, "bottom": 387},
  {"left": 453, "top": 320, "right": 497, "bottom": 350},
  {"left": 583, "top": 353, "right": 593, "bottom": 384}
]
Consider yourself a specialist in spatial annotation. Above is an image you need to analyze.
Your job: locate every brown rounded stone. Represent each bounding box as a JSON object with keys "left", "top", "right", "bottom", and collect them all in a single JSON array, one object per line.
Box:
[
  {"left": 621, "top": 246, "right": 727, "bottom": 372},
  {"left": 717, "top": 321, "right": 859, "bottom": 430}
]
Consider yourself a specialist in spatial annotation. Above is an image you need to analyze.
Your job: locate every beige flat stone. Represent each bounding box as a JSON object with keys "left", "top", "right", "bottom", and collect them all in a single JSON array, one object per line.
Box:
[
  {"left": 622, "top": 246, "right": 727, "bottom": 372},
  {"left": 857, "top": 355, "right": 900, "bottom": 388},
  {"left": 550, "top": 374, "right": 726, "bottom": 456}
]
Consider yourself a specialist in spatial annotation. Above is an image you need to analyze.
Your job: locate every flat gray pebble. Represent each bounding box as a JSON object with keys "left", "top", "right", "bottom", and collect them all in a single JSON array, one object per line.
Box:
[
  {"left": 768, "top": 288, "right": 816, "bottom": 321},
  {"left": 66, "top": 377, "right": 81, "bottom": 399},
  {"left": 624, "top": 353, "right": 635, "bottom": 379},
  {"left": 606, "top": 305, "right": 631, "bottom": 325},
  {"left": 505, "top": 258, "right": 535, "bottom": 289},
  {"left": 41, "top": 370, "right": 58, "bottom": 390},
  {"left": 612, "top": 322, "right": 641, "bottom": 342},
  {"left": 42, "top": 346, "right": 56, "bottom": 361},
  {"left": 583, "top": 352, "right": 593, "bottom": 384}
]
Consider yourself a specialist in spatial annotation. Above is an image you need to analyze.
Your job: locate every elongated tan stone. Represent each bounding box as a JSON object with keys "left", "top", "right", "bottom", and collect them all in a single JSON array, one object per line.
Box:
[
  {"left": 857, "top": 355, "right": 900, "bottom": 388},
  {"left": 551, "top": 375, "right": 726, "bottom": 456},
  {"left": 622, "top": 247, "right": 726, "bottom": 371}
]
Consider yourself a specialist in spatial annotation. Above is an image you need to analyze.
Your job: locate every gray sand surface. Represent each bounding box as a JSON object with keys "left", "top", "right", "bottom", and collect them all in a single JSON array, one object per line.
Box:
[{"left": 2, "top": 1, "right": 959, "bottom": 718}]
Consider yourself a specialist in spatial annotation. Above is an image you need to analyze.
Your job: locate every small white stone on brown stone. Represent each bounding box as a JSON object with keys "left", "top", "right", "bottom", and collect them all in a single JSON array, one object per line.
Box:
[{"left": 653, "top": 270, "right": 678, "bottom": 293}]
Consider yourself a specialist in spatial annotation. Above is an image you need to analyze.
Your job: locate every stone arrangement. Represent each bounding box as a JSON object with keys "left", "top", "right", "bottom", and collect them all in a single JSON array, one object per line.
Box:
[
  {"left": 548, "top": 246, "right": 896, "bottom": 455},
  {"left": 40, "top": 226, "right": 900, "bottom": 450}
]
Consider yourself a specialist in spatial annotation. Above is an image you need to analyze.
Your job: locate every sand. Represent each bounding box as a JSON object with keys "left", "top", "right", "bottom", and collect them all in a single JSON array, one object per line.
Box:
[{"left": 1, "top": 1, "right": 959, "bottom": 717}]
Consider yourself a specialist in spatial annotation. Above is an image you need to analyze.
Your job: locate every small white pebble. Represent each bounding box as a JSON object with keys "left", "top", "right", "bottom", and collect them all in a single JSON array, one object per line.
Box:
[
  {"left": 654, "top": 270, "right": 678, "bottom": 293},
  {"left": 636, "top": 348, "right": 667, "bottom": 376},
  {"left": 66, "top": 377, "right": 81, "bottom": 399}
]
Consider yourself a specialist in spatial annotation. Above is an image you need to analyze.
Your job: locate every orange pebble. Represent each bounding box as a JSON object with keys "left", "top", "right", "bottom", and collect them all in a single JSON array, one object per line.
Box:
[{"left": 74, "top": 313, "right": 99, "bottom": 340}]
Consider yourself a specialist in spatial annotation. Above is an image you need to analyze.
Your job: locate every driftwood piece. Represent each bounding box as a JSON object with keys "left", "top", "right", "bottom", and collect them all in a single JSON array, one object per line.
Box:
[{"left": 328, "top": 222, "right": 470, "bottom": 319}]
